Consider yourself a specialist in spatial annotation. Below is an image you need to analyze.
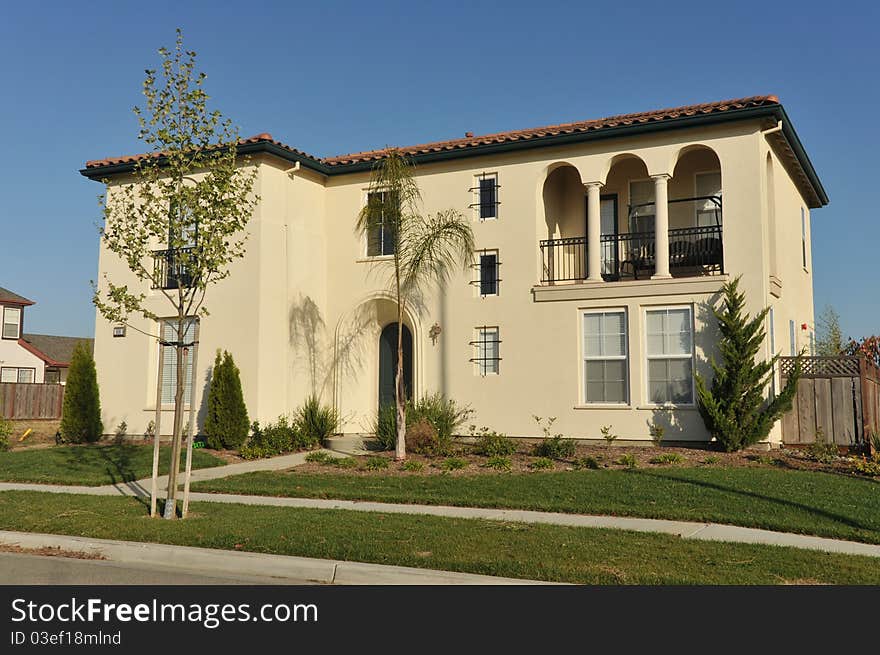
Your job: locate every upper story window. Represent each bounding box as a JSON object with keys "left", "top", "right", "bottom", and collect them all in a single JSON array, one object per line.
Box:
[
  {"left": 2, "top": 306, "right": 21, "bottom": 339},
  {"left": 365, "top": 191, "right": 398, "bottom": 257},
  {"left": 645, "top": 306, "right": 694, "bottom": 405},
  {"left": 471, "top": 173, "right": 499, "bottom": 221},
  {"left": 475, "top": 250, "right": 500, "bottom": 296},
  {"left": 583, "top": 310, "right": 628, "bottom": 404}
]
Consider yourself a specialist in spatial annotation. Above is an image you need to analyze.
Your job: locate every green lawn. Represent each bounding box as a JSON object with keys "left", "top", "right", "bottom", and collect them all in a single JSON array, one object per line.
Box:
[
  {"left": 0, "top": 445, "right": 226, "bottom": 486},
  {"left": 0, "top": 490, "right": 878, "bottom": 584},
  {"left": 194, "top": 467, "right": 880, "bottom": 544}
]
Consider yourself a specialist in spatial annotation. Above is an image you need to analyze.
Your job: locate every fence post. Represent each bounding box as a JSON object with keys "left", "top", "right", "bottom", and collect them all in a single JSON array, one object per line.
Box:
[{"left": 861, "top": 357, "right": 875, "bottom": 456}]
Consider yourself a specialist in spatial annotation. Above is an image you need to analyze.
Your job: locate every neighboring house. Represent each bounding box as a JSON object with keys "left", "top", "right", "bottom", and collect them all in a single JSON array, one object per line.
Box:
[
  {"left": 0, "top": 286, "right": 93, "bottom": 384},
  {"left": 82, "top": 95, "right": 827, "bottom": 444}
]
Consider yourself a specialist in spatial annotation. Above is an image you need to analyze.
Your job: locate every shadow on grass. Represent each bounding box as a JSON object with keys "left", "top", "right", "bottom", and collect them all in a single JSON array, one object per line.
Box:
[
  {"left": 630, "top": 468, "right": 877, "bottom": 534},
  {"left": 62, "top": 444, "right": 150, "bottom": 510}
]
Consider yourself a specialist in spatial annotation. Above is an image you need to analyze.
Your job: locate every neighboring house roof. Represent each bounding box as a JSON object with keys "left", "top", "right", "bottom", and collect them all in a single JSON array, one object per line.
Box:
[
  {"left": 0, "top": 286, "right": 34, "bottom": 306},
  {"left": 19, "top": 334, "right": 93, "bottom": 367},
  {"left": 80, "top": 95, "right": 828, "bottom": 207}
]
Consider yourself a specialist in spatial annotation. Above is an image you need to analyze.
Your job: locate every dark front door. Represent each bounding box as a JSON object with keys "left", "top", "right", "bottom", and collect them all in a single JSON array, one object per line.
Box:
[
  {"left": 586, "top": 195, "right": 620, "bottom": 279},
  {"left": 379, "top": 323, "right": 413, "bottom": 409}
]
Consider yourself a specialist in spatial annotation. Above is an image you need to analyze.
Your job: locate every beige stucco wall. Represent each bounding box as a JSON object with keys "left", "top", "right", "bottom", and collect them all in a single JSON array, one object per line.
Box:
[{"left": 91, "top": 117, "right": 818, "bottom": 443}]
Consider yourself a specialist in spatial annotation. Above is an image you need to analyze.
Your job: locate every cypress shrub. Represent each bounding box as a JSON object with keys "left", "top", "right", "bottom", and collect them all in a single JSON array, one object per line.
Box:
[
  {"left": 696, "top": 277, "right": 801, "bottom": 451},
  {"left": 60, "top": 341, "right": 103, "bottom": 443},
  {"left": 204, "top": 350, "right": 249, "bottom": 449}
]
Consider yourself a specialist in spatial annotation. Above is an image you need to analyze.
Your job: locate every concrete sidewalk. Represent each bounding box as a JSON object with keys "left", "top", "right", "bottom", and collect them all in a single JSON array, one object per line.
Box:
[{"left": 0, "top": 530, "right": 552, "bottom": 585}]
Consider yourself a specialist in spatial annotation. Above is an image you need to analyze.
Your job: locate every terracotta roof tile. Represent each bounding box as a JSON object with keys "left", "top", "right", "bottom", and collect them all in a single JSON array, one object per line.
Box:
[
  {"left": 323, "top": 95, "right": 779, "bottom": 166},
  {"left": 84, "top": 95, "right": 780, "bottom": 171}
]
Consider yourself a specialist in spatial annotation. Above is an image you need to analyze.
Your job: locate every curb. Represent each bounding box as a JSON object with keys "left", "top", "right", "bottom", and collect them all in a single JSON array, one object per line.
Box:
[{"left": 0, "top": 530, "right": 558, "bottom": 585}]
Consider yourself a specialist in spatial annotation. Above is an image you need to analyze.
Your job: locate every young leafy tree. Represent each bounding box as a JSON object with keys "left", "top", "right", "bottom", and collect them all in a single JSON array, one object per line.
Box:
[
  {"left": 844, "top": 335, "right": 880, "bottom": 367},
  {"left": 357, "top": 150, "right": 474, "bottom": 460},
  {"left": 60, "top": 342, "right": 103, "bottom": 443},
  {"left": 695, "top": 277, "right": 801, "bottom": 451},
  {"left": 204, "top": 350, "right": 249, "bottom": 450},
  {"left": 93, "top": 30, "right": 258, "bottom": 518},
  {"left": 815, "top": 305, "right": 844, "bottom": 356}
]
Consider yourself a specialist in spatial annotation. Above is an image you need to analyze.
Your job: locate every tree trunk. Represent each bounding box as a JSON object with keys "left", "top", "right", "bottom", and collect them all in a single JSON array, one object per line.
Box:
[
  {"left": 395, "top": 288, "right": 406, "bottom": 461},
  {"left": 163, "top": 315, "right": 186, "bottom": 519}
]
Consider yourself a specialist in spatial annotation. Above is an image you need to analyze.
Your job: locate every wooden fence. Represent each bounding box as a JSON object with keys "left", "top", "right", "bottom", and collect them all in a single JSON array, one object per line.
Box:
[
  {"left": 0, "top": 383, "right": 64, "bottom": 420},
  {"left": 779, "top": 356, "right": 880, "bottom": 450}
]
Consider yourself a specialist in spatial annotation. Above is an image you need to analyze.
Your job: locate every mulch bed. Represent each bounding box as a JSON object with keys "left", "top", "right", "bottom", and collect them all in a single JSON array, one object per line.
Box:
[{"left": 294, "top": 440, "right": 865, "bottom": 477}]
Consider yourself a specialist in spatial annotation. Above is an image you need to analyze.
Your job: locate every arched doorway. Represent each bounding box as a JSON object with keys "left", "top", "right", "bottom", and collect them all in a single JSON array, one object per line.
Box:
[{"left": 378, "top": 322, "right": 413, "bottom": 409}]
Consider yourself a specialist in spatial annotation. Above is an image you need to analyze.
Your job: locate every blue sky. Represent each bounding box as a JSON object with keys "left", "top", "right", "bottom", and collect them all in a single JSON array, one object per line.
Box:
[{"left": 1, "top": 0, "right": 877, "bottom": 339}]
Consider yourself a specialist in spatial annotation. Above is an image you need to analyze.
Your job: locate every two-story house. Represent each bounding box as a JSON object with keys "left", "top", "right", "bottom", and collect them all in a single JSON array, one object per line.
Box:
[
  {"left": 82, "top": 95, "right": 827, "bottom": 444},
  {"left": 0, "top": 286, "right": 92, "bottom": 384}
]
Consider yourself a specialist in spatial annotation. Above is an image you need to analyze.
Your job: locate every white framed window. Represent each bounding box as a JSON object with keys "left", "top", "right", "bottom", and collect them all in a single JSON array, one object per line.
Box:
[
  {"left": 475, "top": 250, "right": 500, "bottom": 296},
  {"left": 364, "top": 191, "right": 397, "bottom": 257},
  {"left": 582, "top": 309, "right": 628, "bottom": 404},
  {"left": 695, "top": 171, "right": 722, "bottom": 227},
  {"left": 471, "top": 326, "right": 500, "bottom": 376},
  {"left": 0, "top": 367, "right": 35, "bottom": 383},
  {"left": 645, "top": 306, "right": 694, "bottom": 405},
  {"left": 2, "top": 306, "right": 21, "bottom": 339},
  {"left": 160, "top": 318, "right": 197, "bottom": 405},
  {"left": 471, "top": 172, "right": 499, "bottom": 221},
  {"left": 789, "top": 319, "right": 796, "bottom": 356}
]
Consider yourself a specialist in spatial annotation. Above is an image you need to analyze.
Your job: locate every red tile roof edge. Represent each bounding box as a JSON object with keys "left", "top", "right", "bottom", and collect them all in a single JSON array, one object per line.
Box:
[{"left": 84, "top": 95, "right": 779, "bottom": 170}]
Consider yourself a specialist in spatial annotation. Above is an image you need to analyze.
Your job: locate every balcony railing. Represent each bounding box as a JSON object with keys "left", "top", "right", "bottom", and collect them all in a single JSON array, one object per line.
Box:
[
  {"left": 152, "top": 247, "right": 196, "bottom": 289},
  {"left": 540, "top": 224, "right": 723, "bottom": 284}
]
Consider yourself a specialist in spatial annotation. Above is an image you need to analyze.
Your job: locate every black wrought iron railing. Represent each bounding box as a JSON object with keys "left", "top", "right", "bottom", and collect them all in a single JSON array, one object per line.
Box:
[
  {"left": 540, "top": 225, "right": 723, "bottom": 284},
  {"left": 152, "top": 247, "right": 196, "bottom": 289}
]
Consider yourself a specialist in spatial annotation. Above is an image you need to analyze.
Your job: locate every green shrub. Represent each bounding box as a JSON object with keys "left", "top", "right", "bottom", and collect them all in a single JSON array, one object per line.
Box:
[
  {"left": 374, "top": 404, "right": 398, "bottom": 451},
  {"left": 438, "top": 457, "right": 467, "bottom": 471},
  {"left": 113, "top": 421, "right": 128, "bottom": 445},
  {"left": 334, "top": 457, "right": 359, "bottom": 469},
  {"left": 401, "top": 460, "right": 424, "bottom": 472},
  {"left": 533, "top": 436, "right": 576, "bottom": 460},
  {"left": 375, "top": 394, "right": 471, "bottom": 453},
  {"left": 649, "top": 453, "right": 684, "bottom": 465},
  {"left": 600, "top": 425, "right": 617, "bottom": 445},
  {"left": 363, "top": 456, "right": 390, "bottom": 471},
  {"left": 472, "top": 428, "right": 516, "bottom": 457},
  {"left": 649, "top": 423, "right": 665, "bottom": 447},
  {"left": 405, "top": 418, "right": 440, "bottom": 455},
  {"left": 305, "top": 451, "right": 335, "bottom": 465},
  {"left": 529, "top": 457, "right": 554, "bottom": 470},
  {"left": 204, "top": 350, "right": 250, "bottom": 450},
  {"left": 483, "top": 455, "right": 512, "bottom": 471},
  {"left": 806, "top": 429, "right": 838, "bottom": 464},
  {"left": 696, "top": 277, "right": 801, "bottom": 452},
  {"left": 574, "top": 456, "right": 600, "bottom": 470},
  {"left": 60, "top": 341, "right": 102, "bottom": 443},
  {"left": 850, "top": 453, "right": 880, "bottom": 476},
  {"left": 615, "top": 453, "right": 638, "bottom": 469},
  {"left": 240, "top": 416, "right": 310, "bottom": 460},
  {"left": 296, "top": 395, "right": 339, "bottom": 443},
  {"left": 409, "top": 393, "right": 472, "bottom": 442},
  {"left": 0, "top": 417, "right": 11, "bottom": 452}
]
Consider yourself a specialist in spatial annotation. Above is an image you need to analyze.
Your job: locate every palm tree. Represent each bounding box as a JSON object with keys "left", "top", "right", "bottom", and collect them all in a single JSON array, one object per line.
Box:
[{"left": 357, "top": 150, "right": 474, "bottom": 460}]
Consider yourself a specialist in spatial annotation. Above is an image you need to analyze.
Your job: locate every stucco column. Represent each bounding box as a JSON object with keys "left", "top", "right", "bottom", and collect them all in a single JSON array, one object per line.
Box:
[
  {"left": 651, "top": 174, "right": 672, "bottom": 279},
  {"left": 585, "top": 182, "right": 604, "bottom": 282}
]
